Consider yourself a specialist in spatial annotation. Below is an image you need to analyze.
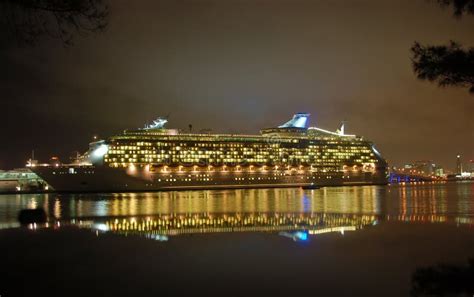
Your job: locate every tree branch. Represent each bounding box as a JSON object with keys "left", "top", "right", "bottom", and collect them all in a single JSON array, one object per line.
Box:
[{"left": 411, "top": 41, "right": 474, "bottom": 93}]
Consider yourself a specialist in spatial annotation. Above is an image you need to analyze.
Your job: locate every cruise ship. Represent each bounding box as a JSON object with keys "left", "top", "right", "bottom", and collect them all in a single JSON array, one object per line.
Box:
[{"left": 30, "top": 113, "right": 388, "bottom": 192}]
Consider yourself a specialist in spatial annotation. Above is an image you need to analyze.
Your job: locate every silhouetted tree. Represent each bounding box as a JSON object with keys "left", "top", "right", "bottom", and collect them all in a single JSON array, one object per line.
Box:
[
  {"left": 412, "top": 41, "right": 474, "bottom": 93},
  {"left": 411, "top": 0, "right": 474, "bottom": 93},
  {"left": 436, "top": 0, "right": 474, "bottom": 17},
  {"left": 0, "top": 0, "right": 108, "bottom": 46}
]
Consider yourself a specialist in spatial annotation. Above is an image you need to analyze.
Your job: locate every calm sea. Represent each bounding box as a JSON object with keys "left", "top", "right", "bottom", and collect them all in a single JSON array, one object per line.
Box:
[
  {"left": 1, "top": 182, "right": 473, "bottom": 296},
  {"left": 1, "top": 183, "right": 473, "bottom": 226}
]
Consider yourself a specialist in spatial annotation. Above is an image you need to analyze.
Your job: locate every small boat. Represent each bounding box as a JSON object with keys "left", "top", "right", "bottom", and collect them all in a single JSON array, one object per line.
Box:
[{"left": 301, "top": 183, "right": 320, "bottom": 190}]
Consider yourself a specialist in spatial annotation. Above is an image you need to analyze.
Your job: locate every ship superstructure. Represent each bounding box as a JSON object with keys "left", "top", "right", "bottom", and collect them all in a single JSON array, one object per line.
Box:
[{"left": 31, "top": 113, "right": 387, "bottom": 192}]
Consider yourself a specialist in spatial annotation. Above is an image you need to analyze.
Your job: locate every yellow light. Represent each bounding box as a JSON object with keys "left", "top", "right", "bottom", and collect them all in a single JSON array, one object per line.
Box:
[{"left": 127, "top": 163, "right": 137, "bottom": 174}]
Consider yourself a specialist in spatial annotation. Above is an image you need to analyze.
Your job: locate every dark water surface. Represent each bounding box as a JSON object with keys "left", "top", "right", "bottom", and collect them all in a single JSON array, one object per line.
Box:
[{"left": 1, "top": 183, "right": 473, "bottom": 296}]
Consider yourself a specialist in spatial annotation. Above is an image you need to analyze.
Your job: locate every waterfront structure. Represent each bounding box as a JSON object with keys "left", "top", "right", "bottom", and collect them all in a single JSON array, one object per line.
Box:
[
  {"left": 0, "top": 169, "right": 48, "bottom": 193},
  {"left": 402, "top": 160, "right": 444, "bottom": 177},
  {"left": 456, "top": 155, "right": 463, "bottom": 174},
  {"left": 31, "top": 113, "right": 388, "bottom": 192}
]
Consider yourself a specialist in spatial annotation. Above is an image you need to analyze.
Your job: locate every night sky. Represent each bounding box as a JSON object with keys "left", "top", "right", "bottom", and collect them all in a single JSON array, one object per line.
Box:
[{"left": 1, "top": 0, "right": 473, "bottom": 170}]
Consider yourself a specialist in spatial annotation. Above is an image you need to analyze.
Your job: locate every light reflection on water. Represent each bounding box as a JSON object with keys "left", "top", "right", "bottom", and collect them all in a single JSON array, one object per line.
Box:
[
  {"left": 0, "top": 183, "right": 473, "bottom": 237},
  {"left": 1, "top": 186, "right": 388, "bottom": 220}
]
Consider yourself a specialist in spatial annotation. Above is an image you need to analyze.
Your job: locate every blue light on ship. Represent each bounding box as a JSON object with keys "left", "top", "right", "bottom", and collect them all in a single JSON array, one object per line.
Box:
[{"left": 278, "top": 113, "right": 310, "bottom": 128}]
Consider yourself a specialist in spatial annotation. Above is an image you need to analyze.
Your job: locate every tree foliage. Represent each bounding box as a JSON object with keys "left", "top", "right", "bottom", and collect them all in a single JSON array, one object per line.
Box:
[
  {"left": 436, "top": 0, "right": 474, "bottom": 17},
  {"left": 411, "top": 259, "right": 474, "bottom": 296},
  {"left": 411, "top": 0, "right": 474, "bottom": 93},
  {"left": 0, "top": 0, "right": 108, "bottom": 46},
  {"left": 412, "top": 41, "right": 474, "bottom": 93}
]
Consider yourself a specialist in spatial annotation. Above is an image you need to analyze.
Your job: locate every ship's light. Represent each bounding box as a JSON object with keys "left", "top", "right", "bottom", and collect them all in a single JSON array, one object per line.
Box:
[
  {"left": 372, "top": 145, "right": 382, "bottom": 157},
  {"left": 92, "top": 144, "right": 108, "bottom": 158}
]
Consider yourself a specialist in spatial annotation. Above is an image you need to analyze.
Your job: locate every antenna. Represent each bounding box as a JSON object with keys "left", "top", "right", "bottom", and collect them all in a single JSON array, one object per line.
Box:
[
  {"left": 200, "top": 128, "right": 212, "bottom": 134},
  {"left": 27, "top": 149, "right": 38, "bottom": 167}
]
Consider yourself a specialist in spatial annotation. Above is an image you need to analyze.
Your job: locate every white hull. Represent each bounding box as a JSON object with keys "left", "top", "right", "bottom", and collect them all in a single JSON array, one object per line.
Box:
[{"left": 32, "top": 166, "right": 388, "bottom": 193}]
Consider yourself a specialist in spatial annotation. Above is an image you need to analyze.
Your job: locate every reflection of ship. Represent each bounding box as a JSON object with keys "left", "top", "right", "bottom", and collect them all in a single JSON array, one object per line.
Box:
[
  {"left": 12, "top": 210, "right": 474, "bottom": 242},
  {"left": 54, "top": 212, "right": 380, "bottom": 241},
  {"left": 30, "top": 113, "right": 387, "bottom": 192}
]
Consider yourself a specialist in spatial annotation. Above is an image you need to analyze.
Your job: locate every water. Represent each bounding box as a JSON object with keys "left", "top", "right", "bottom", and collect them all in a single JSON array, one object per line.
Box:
[
  {"left": 1, "top": 183, "right": 473, "bottom": 296},
  {"left": 1, "top": 183, "right": 473, "bottom": 227}
]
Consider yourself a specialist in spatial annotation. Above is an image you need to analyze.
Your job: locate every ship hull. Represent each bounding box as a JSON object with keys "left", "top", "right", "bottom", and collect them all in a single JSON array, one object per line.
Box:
[{"left": 32, "top": 166, "right": 387, "bottom": 193}]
